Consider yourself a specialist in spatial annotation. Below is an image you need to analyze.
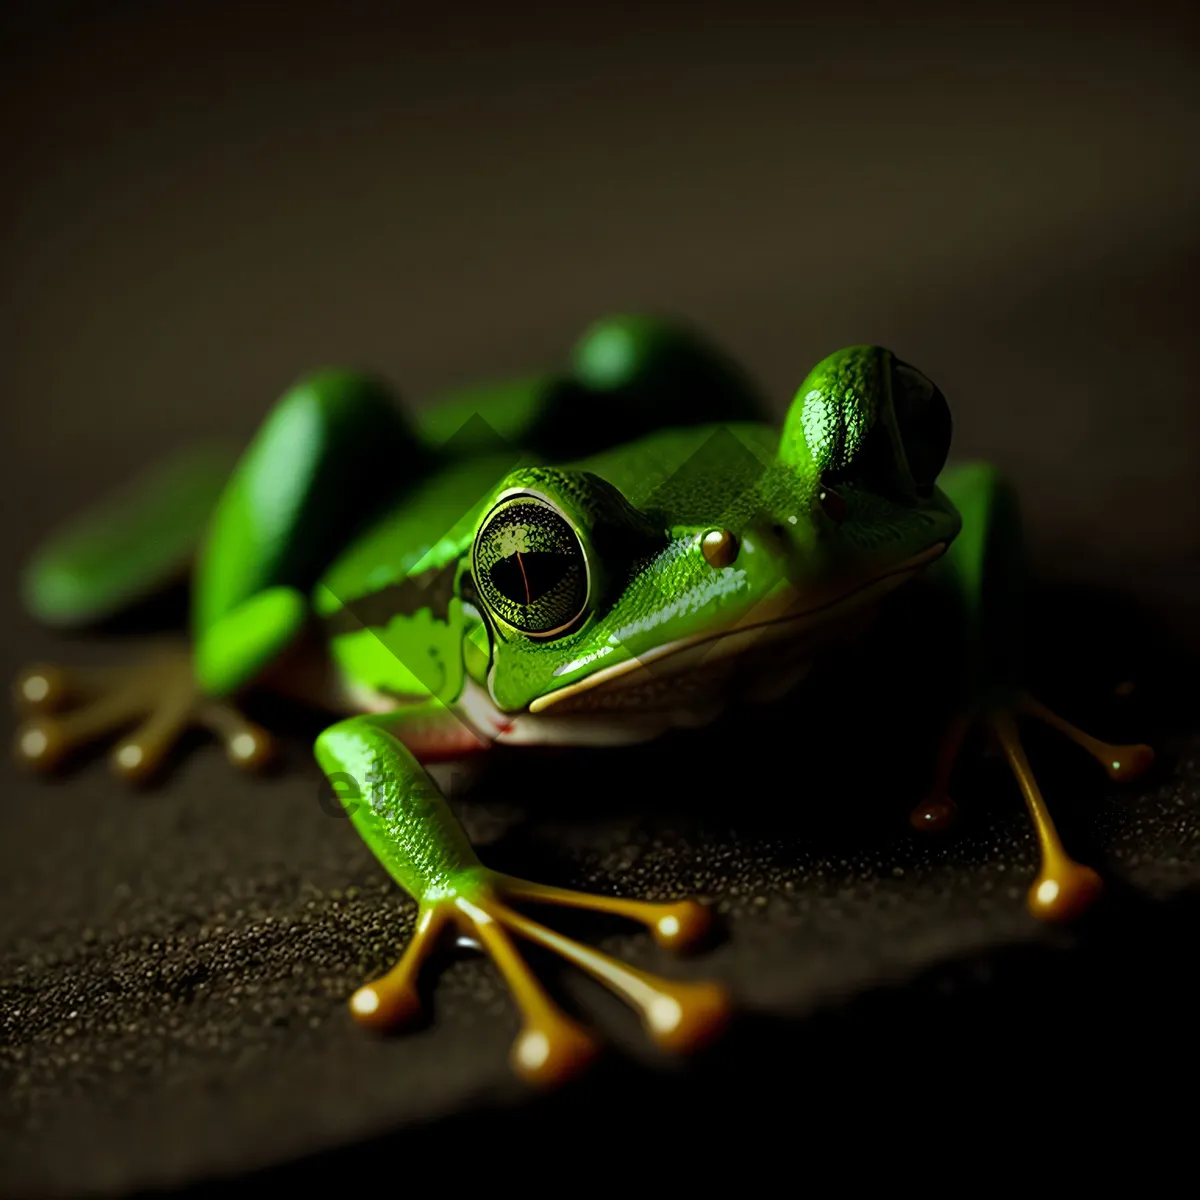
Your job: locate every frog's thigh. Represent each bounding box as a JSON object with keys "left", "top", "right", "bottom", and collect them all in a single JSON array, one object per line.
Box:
[
  {"left": 193, "top": 371, "right": 427, "bottom": 696},
  {"left": 21, "top": 445, "right": 236, "bottom": 628}
]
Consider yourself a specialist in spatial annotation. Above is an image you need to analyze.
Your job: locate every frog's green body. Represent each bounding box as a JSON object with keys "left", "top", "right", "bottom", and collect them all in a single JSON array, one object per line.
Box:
[
  {"left": 314, "top": 415, "right": 950, "bottom": 745},
  {"left": 14, "top": 315, "right": 1152, "bottom": 1085}
]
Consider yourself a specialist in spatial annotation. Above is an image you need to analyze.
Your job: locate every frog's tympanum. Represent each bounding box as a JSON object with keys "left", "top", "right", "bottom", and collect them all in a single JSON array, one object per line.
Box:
[{"left": 13, "top": 317, "right": 1152, "bottom": 1084}]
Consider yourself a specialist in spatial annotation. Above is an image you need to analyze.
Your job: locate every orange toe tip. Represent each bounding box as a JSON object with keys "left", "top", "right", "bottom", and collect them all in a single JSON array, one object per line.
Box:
[
  {"left": 1106, "top": 745, "right": 1154, "bottom": 783},
  {"left": 14, "top": 718, "right": 67, "bottom": 771},
  {"left": 13, "top": 665, "right": 67, "bottom": 713},
  {"left": 909, "top": 798, "right": 958, "bottom": 834},
  {"left": 511, "top": 1021, "right": 601, "bottom": 1088},
  {"left": 349, "top": 982, "right": 422, "bottom": 1031},
  {"left": 109, "top": 741, "right": 161, "bottom": 783},
  {"left": 1027, "top": 865, "right": 1105, "bottom": 924},
  {"left": 226, "top": 729, "right": 276, "bottom": 772},
  {"left": 652, "top": 899, "right": 714, "bottom": 952},
  {"left": 645, "top": 981, "right": 734, "bottom": 1055}
]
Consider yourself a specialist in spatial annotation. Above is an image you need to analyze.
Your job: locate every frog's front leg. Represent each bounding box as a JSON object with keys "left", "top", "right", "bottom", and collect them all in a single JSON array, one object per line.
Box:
[
  {"left": 317, "top": 709, "right": 731, "bottom": 1085},
  {"left": 911, "top": 462, "right": 1154, "bottom": 921}
]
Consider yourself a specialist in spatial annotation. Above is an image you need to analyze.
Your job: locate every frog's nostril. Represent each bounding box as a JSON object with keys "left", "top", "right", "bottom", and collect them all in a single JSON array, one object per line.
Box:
[
  {"left": 818, "top": 487, "right": 848, "bottom": 524},
  {"left": 701, "top": 528, "right": 738, "bottom": 569}
]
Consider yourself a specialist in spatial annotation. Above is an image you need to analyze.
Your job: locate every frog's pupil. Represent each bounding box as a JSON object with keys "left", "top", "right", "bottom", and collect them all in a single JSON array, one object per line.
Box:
[{"left": 489, "top": 551, "right": 578, "bottom": 606}]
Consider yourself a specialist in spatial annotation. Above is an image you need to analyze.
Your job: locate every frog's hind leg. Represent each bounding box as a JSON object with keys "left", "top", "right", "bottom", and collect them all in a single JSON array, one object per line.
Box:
[
  {"left": 910, "top": 697, "right": 1153, "bottom": 922},
  {"left": 14, "top": 441, "right": 272, "bottom": 778},
  {"left": 917, "top": 462, "right": 1154, "bottom": 922},
  {"left": 21, "top": 444, "right": 236, "bottom": 629},
  {"left": 17, "top": 371, "right": 426, "bottom": 781}
]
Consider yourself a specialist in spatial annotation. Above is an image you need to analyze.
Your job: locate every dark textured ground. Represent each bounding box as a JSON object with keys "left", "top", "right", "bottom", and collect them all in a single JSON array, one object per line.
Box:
[{"left": 2, "top": 2, "right": 1199, "bottom": 1192}]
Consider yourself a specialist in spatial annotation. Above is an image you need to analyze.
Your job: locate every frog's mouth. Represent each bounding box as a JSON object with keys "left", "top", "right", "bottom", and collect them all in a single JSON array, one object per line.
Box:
[{"left": 526, "top": 543, "right": 946, "bottom": 717}]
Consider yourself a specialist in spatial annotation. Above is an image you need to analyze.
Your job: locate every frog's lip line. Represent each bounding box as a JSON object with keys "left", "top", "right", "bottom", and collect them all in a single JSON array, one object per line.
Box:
[{"left": 527, "top": 541, "right": 947, "bottom": 715}]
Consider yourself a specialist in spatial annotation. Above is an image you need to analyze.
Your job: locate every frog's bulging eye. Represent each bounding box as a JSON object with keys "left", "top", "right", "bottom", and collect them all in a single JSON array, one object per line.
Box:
[
  {"left": 891, "top": 360, "right": 952, "bottom": 494},
  {"left": 473, "top": 495, "right": 589, "bottom": 637}
]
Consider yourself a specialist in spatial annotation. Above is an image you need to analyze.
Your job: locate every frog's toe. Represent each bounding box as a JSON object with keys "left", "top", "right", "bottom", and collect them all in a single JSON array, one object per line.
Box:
[
  {"left": 14, "top": 668, "right": 149, "bottom": 774},
  {"left": 195, "top": 701, "right": 275, "bottom": 772},
  {"left": 350, "top": 877, "right": 731, "bottom": 1086},
  {"left": 12, "top": 646, "right": 275, "bottom": 781},
  {"left": 1100, "top": 742, "right": 1155, "bottom": 783},
  {"left": 510, "top": 1013, "right": 601, "bottom": 1088},
  {"left": 468, "top": 880, "right": 732, "bottom": 1061},
  {"left": 909, "top": 716, "right": 966, "bottom": 834},
  {"left": 1027, "top": 861, "right": 1105, "bottom": 924},
  {"left": 492, "top": 874, "right": 718, "bottom": 953},
  {"left": 350, "top": 894, "right": 603, "bottom": 1086},
  {"left": 648, "top": 898, "right": 715, "bottom": 951},
  {"left": 909, "top": 796, "right": 959, "bottom": 833},
  {"left": 348, "top": 904, "right": 449, "bottom": 1033},
  {"left": 14, "top": 715, "right": 72, "bottom": 771},
  {"left": 914, "top": 695, "right": 1153, "bottom": 924},
  {"left": 350, "top": 980, "right": 422, "bottom": 1031},
  {"left": 15, "top": 664, "right": 82, "bottom": 714},
  {"left": 1019, "top": 692, "right": 1154, "bottom": 783},
  {"left": 990, "top": 709, "right": 1115, "bottom": 924}
]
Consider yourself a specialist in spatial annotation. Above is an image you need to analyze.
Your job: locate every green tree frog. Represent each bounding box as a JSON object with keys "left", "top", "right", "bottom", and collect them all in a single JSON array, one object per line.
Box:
[{"left": 12, "top": 316, "right": 1153, "bottom": 1085}]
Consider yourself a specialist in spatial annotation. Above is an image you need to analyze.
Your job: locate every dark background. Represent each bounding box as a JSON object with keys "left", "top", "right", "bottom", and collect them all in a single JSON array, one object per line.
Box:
[{"left": 2, "top": 1, "right": 1198, "bottom": 1191}]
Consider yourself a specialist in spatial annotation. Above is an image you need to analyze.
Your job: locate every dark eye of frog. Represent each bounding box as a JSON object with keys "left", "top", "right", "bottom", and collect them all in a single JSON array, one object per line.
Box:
[
  {"left": 472, "top": 494, "right": 590, "bottom": 637},
  {"left": 890, "top": 359, "right": 952, "bottom": 494}
]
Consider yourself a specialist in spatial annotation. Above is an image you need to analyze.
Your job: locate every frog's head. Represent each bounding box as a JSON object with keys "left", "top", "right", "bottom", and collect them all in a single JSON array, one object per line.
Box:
[{"left": 466, "top": 345, "right": 960, "bottom": 716}]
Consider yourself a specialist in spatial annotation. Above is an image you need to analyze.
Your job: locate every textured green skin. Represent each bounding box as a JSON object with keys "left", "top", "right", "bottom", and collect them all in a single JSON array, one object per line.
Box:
[
  {"left": 23, "top": 321, "right": 1014, "bottom": 911},
  {"left": 314, "top": 712, "right": 487, "bottom": 903}
]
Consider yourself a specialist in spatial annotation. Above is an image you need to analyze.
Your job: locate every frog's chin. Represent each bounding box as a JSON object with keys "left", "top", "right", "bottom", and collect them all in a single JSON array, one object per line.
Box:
[{"left": 523, "top": 542, "right": 947, "bottom": 720}]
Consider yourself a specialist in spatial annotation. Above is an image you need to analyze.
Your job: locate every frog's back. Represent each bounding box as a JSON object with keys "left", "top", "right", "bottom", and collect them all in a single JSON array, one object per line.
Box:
[
  {"left": 316, "top": 418, "right": 779, "bottom": 615},
  {"left": 314, "top": 452, "right": 519, "bottom": 617},
  {"left": 414, "top": 313, "right": 768, "bottom": 465},
  {"left": 571, "top": 421, "right": 779, "bottom": 517}
]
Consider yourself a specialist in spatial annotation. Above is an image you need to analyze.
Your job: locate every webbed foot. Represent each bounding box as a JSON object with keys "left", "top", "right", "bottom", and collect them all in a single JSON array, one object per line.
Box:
[
  {"left": 13, "top": 645, "right": 274, "bottom": 781},
  {"left": 350, "top": 873, "right": 730, "bottom": 1086},
  {"left": 910, "top": 692, "right": 1153, "bottom": 921}
]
